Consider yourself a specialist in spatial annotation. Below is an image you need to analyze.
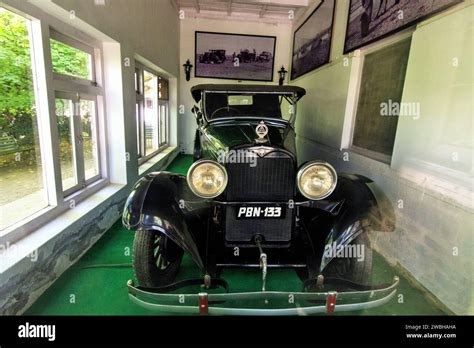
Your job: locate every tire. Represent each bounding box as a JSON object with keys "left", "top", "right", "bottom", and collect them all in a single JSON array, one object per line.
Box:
[
  {"left": 133, "top": 230, "right": 183, "bottom": 287},
  {"left": 323, "top": 231, "right": 373, "bottom": 285}
]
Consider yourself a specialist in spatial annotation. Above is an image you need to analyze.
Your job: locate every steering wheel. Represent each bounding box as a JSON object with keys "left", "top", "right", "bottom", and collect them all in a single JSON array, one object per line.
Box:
[{"left": 210, "top": 106, "right": 240, "bottom": 119}]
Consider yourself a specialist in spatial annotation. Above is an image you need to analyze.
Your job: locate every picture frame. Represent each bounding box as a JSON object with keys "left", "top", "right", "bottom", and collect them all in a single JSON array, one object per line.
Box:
[
  {"left": 195, "top": 31, "right": 276, "bottom": 82},
  {"left": 344, "top": 0, "right": 463, "bottom": 54},
  {"left": 291, "top": 0, "right": 336, "bottom": 80}
]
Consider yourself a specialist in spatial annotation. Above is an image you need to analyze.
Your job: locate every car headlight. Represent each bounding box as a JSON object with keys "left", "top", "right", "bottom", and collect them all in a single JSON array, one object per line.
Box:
[
  {"left": 297, "top": 161, "right": 337, "bottom": 200},
  {"left": 187, "top": 160, "right": 228, "bottom": 198}
]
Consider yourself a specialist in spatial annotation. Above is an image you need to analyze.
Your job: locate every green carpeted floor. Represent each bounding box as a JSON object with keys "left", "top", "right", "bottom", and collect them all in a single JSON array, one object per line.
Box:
[{"left": 26, "top": 155, "right": 446, "bottom": 315}]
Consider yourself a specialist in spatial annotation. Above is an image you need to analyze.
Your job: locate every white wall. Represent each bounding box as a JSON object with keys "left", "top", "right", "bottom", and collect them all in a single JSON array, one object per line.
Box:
[
  {"left": 291, "top": 0, "right": 473, "bottom": 314},
  {"left": 52, "top": 0, "right": 180, "bottom": 77},
  {"left": 179, "top": 16, "right": 292, "bottom": 153}
]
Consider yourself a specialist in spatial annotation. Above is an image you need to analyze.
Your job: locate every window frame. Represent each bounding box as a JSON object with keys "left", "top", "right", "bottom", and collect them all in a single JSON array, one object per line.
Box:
[
  {"left": 50, "top": 29, "right": 106, "bottom": 197},
  {"left": 54, "top": 91, "right": 102, "bottom": 196},
  {"left": 135, "top": 61, "right": 169, "bottom": 166},
  {"left": 50, "top": 29, "right": 96, "bottom": 85},
  {"left": 344, "top": 29, "right": 414, "bottom": 164},
  {"left": 0, "top": 2, "right": 109, "bottom": 244}
]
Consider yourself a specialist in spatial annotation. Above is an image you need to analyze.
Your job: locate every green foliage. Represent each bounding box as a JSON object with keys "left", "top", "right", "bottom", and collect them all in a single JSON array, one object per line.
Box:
[
  {"left": 0, "top": 8, "right": 35, "bottom": 142},
  {"left": 50, "top": 39, "right": 91, "bottom": 80},
  {"left": 0, "top": 8, "right": 89, "bottom": 149}
]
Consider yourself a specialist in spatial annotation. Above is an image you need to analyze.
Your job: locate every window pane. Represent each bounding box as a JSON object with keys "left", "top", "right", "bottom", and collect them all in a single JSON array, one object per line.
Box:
[
  {"left": 80, "top": 100, "right": 99, "bottom": 180},
  {"left": 159, "top": 103, "right": 168, "bottom": 145},
  {"left": 158, "top": 77, "right": 169, "bottom": 100},
  {"left": 50, "top": 39, "right": 92, "bottom": 80},
  {"left": 136, "top": 103, "right": 141, "bottom": 156},
  {"left": 353, "top": 38, "right": 411, "bottom": 157},
  {"left": 0, "top": 8, "right": 48, "bottom": 230},
  {"left": 56, "top": 98, "right": 77, "bottom": 191},
  {"left": 143, "top": 71, "right": 159, "bottom": 155}
]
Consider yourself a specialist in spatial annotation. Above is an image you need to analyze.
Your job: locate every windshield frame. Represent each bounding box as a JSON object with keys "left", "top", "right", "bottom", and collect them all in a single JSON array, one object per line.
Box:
[{"left": 201, "top": 91, "right": 299, "bottom": 124}]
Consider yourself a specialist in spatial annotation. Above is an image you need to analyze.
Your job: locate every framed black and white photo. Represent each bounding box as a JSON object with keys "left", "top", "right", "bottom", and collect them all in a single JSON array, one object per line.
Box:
[
  {"left": 291, "top": 0, "right": 336, "bottom": 80},
  {"left": 344, "top": 0, "right": 462, "bottom": 53},
  {"left": 195, "top": 31, "right": 276, "bottom": 82}
]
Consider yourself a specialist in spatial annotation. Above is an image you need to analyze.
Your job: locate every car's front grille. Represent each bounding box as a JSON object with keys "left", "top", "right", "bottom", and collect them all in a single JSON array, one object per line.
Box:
[
  {"left": 225, "top": 153, "right": 295, "bottom": 201},
  {"left": 224, "top": 149, "right": 295, "bottom": 246}
]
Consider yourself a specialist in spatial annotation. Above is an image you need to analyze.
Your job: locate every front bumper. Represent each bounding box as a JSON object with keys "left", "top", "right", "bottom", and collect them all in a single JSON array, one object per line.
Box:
[{"left": 127, "top": 276, "right": 399, "bottom": 316}]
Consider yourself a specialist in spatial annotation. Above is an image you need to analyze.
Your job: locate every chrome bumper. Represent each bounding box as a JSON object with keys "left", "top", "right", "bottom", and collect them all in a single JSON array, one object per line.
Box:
[{"left": 127, "top": 276, "right": 399, "bottom": 316}]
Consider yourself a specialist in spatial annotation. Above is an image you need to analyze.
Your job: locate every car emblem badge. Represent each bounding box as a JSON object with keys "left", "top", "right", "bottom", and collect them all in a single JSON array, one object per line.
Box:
[{"left": 255, "top": 121, "right": 268, "bottom": 143}]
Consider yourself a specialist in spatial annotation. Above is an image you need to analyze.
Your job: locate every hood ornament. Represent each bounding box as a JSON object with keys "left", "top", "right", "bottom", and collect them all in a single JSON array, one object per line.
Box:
[{"left": 255, "top": 121, "right": 269, "bottom": 144}]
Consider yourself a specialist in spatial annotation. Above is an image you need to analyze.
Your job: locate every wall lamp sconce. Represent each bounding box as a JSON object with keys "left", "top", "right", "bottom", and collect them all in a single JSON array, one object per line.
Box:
[
  {"left": 278, "top": 66, "right": 288, "bottom": 86},
  {"left": 183, "top": 59, "right": 193, "bottom": 81}
]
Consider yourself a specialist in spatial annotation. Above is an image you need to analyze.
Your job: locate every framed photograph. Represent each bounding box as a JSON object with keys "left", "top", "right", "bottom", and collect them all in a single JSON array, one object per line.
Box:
[
  {"left": 344, "top": 0, "right": 463, "bottom": 53},
  {"left": 291, "top": 0, "right": 336, "bottom": 80},
  {"left": 195, "top": 31, "right": 276, "bottom": 82}
]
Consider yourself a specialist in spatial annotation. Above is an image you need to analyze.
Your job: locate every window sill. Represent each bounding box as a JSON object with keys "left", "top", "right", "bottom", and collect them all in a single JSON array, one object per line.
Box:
[
  {"left": 342, "top": 147, "right": 473, "bottom": 212},
  {"left": 0, "top": 178, "right": 110, "bottom": 246},
  {"left": 138, "top": 146, "right": 177, "bottom": 176},
  {"left": 0, "top": 183, "right": 125, "bottom": 274},
  {"left": 348, "top": 146, "right": 392, "bottom": 165}
]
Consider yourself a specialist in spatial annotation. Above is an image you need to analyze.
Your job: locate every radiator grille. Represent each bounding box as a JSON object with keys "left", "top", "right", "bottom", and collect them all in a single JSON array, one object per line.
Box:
[
  {"left": 224, "top": 150, "right": 295, "bottom": 245},
  {"left": 225, "top": 155, "right": 294, "bottom": 201}
]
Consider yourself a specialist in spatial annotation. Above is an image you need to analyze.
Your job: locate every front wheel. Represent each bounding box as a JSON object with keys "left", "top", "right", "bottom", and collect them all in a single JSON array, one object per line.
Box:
[
  {"left": 323, "top": 232, "right": 373, "bottom": 285},
  {"left": 133, "top": 230, "right": 183, "bottom": 287}
]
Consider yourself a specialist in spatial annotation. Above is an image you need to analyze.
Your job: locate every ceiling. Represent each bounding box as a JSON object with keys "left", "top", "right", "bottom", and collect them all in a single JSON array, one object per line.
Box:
[{"left": 174, "top": 0, "right": 313, "bottom": 23}]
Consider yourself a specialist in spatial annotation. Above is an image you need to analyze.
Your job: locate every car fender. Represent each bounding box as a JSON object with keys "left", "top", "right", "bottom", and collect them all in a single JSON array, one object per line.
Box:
[
  {"left": 122, "top": 172, "right": 206, "bottom": 272},
  {"left": 318, "top": 174, "right": 396, "bottom": 272}
]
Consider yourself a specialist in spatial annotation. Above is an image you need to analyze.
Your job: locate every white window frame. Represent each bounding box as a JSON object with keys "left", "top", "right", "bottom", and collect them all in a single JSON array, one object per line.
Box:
[
  {"left": 158, "top": 99, "right": 169, "bottom": 147},
  {"left": 0, "top": 2, "right": 109, "bottom": 245},
  {"left": 54, "top": 91, "right": 102, "bottom": 196},
  {"left": 50, "top": 28, "right": 106, "bottom": 197},
  {"left": 135, "top": 62, "right": 169, "bottom": 165},
  {"left": 50, "top": 29, "right": 96, "bottom": 85},
  {"left": 341, "top": 29, "right": 415, "bottom": 163}
]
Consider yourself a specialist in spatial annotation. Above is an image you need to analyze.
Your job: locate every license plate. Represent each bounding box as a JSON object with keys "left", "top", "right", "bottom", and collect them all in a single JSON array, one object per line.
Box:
[{"left": 236, "top": 205, "right": 286, "bottom": 219}]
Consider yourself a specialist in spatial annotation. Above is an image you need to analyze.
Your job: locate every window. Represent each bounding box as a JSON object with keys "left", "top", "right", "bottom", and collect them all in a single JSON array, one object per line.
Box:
[
  {"left": 51, "top": 32, "right": 102, "bottom": 194},
  {"left": 50, "top": 38, "right": 93, "bottom": 80},
  {"left": 351, "top": 37, "right": 412, "bottom": 163},
  {"left": 0, "top": 7, "right": 48, "bottom": 230},
  {"left": 0, "top": 3, "right": 107, "bottom": 236},
  {"left": 135, "top": 63, "right": 169, "bottom": 164},
  {"left": 158, "top": 77, "right": 169, "bottom": 147}
]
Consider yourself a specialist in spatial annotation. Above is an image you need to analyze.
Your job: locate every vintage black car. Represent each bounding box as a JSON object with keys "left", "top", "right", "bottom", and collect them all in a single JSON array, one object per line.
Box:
[
  {"left": 256, "top": 51, "right": 272, "bottom": 62},
  {"left": 123, "top": 84, "right": 398, "bottom": 315},
  {"left": 199, "top": 49, "right": 226, "bottom": 64},
  {"left": 237, "top": 49, "right": 256, "bottom": 63}
]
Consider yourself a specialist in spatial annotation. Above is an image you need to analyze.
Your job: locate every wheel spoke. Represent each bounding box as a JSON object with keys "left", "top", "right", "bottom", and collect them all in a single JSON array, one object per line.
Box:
[{"left": 152, "top": 234, "right": 171, "bottom": 271}]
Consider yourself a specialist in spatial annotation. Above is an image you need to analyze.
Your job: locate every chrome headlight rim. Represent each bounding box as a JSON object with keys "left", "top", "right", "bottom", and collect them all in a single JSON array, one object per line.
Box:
[
  {"left": 296, "top": 161, "right": 338, "bottom": 200},
  {"left": 186, "top": 159, "right": 228, "bottom": 199}
]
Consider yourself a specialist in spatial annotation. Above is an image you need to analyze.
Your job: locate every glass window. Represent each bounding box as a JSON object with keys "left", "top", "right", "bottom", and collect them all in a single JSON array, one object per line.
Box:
[
  {"left": 136, "top": 63, "right": 169, "bottom": 163},
  {"left": 143, "top": 70, "right": 159, "bottom": 155},
  {"left": 0, "top": 8, "right": 48, "bottom": 230},
  {"left": 51, "top": 30, "right": 103, "bottom": 195},
  {"left": 159, "top": 102, "right": 168, "bottom": 146},
  {"left": 352, "top": 37, "right": 412, "bottom": 161},
  {"left": 158, "top": 77, "right": 169, "bottom": 100},
  {"left": 80, "top": 99, "right": 99, "bottom": 181},
  {"left": 56, "top": 98, "right": 77, "bottom": 191},
  {"left": 50, "top": 38, "right": 93, "bottom": 80}
]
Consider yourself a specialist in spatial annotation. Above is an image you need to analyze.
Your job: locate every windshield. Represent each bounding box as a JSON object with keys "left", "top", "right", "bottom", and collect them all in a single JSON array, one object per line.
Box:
[{"left": 204, "top": 92, "right": 288, "bottom": 120}]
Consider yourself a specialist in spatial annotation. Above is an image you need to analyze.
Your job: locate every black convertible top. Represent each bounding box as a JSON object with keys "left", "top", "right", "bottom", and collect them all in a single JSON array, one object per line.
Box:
[{"left": 191, "top": 84, "right": 306, "bottom": 103}]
